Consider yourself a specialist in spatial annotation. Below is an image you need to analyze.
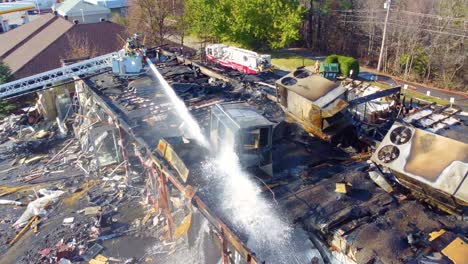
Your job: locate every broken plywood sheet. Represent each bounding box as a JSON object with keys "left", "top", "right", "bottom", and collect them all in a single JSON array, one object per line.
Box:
[{"left": 441, "top": 237, "right": 468, "bottom": 264}]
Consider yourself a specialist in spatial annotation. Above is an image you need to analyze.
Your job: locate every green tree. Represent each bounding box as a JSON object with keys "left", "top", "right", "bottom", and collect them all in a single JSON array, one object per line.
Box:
[
  {"left": 0, "top": 61, "right": 12, "bottom": 84},
  {"left": 184, "top": 0, "right": 217, "bottom": 40},
  {"left": 185, "top": 0, "right": 304, "bottom": 50},
  {"left": 0, "top": 61, "right": 16, "bottom": 118}
]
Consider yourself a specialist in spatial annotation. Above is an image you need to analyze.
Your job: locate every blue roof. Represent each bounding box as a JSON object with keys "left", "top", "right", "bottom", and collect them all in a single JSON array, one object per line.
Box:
[{"left": 84, "top": 0, "right": 127, "bottom": 9}]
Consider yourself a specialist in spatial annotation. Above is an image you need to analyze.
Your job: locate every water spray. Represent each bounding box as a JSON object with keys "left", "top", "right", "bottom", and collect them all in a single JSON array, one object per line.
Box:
[
  {"left": 203, "top": 142, "right": 296, "bottom": 263},
  {"left": 146, "top": 58, "right": 209, "bottom": 148}
]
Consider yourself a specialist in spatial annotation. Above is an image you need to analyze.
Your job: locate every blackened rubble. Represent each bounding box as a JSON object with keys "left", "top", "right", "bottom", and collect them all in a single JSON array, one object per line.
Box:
[{"left": 0, "top": 96, "right": 172, "bottom": 263}]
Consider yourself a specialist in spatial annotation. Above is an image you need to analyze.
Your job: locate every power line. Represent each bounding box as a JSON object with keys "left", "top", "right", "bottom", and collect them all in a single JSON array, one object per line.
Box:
[
  {"left": 398, "top": 9, "right": 467, "bottom": 22},
  {"left": 338, "top": 16, "right": 465, "bottom": 35},
  {"left": 333, "top": 9, "right": 386, "bottom": 13},
  {"left": 338, "top": 13, "right": 465, "bottom": 24},
  {"left": 342, "top": 20, "right": 467, "bottom": 38},
  {"left": 334, "top": 9, "right": 467, "bottom": 23},
  {"left": 338, "top": 15, "right": 466, "bottom": 34}
]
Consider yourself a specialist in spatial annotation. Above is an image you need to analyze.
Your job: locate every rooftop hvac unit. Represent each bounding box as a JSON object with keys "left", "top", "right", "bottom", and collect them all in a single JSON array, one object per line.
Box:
[{"left": 371, "top": 122, "right": 468, "bottom": 215}]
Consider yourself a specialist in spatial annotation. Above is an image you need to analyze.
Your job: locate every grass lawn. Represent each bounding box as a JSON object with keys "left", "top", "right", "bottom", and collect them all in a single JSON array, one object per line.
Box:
[
  {"left": 270, "top": 51, "right": 316, "bottom": 71},
  {"left": 369, "top": 81, "right": 390, "bottom": 89},
  {"left": 403, "top": 90, "right": 450, "bottom": 106},
  {"left": 368, "top": 81, "right": 450, "bottom": 105}
]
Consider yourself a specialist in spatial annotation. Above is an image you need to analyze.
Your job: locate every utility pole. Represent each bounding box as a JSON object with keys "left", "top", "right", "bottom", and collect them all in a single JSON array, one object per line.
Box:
[{"left": 377, "top": 0, "right": 391, "bottom": 72}]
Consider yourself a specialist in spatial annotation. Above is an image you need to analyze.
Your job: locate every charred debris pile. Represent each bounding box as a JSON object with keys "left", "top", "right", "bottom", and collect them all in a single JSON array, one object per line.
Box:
[
  {"left": 0, "top": 94, "right": 177, "bottom": 263},
  {"left": 0, "top": 52, "right": 466, "bottom": 264}
]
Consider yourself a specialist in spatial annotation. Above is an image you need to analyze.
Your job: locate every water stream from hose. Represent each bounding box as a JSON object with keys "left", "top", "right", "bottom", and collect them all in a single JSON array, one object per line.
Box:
[{"left": 147, "top": 60, "right": 209, "bottom": 148}]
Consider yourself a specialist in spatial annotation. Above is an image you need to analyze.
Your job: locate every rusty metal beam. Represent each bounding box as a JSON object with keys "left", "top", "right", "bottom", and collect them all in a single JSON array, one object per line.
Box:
[
  {"left": 116, "top": 122, "right": 130, "bottom": 181},
  {"left": 150, "top": 155, "right": 188, "bottom": 197},
  {"left": 193, "top": 196, "right": 258, "bottom": 263},
  {"left": 220, "top": 229, "right": 230, "bottom": 264},
  {"left": 134, "top": 149, "right": 159, "bottom": 205},
  {"left": 159, "top": 170, "right": 175, "bottom": 240}
]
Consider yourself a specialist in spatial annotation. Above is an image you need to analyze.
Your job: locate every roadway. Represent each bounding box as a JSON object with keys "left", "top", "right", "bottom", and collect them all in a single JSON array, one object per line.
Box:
[{"left": 358, "top": 71, "right": 468, "bottom": 111}]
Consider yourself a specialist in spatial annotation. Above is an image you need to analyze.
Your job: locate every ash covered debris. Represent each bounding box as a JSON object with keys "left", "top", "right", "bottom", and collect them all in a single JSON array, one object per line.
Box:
[{"left": 0, "top": 88, "right": 176, "bottom": 263}]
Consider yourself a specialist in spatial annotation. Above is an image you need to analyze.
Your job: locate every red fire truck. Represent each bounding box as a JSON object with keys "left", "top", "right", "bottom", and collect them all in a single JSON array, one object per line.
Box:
[{"left": 205, "top": 44, "right": 272, "bottom": 74}]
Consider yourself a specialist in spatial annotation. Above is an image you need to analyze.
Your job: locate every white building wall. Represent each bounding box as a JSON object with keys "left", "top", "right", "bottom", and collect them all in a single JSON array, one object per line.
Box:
[{"left": 67, "top": 13, "right": 109, "bottom": 24}]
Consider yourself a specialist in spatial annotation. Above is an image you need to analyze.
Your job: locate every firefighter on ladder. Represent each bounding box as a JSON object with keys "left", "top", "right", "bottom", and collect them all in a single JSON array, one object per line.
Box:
[{"left": 125, "top": 33, "right": 143, "bottom": 55}]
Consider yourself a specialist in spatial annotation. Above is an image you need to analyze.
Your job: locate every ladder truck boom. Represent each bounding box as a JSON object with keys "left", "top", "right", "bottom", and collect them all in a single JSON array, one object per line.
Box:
[
  {"left": 0, "top": 33, "right": 147, "bottom": 99},
  {"left": 0, "top": 52, "right": 118, "bottom": 99}
]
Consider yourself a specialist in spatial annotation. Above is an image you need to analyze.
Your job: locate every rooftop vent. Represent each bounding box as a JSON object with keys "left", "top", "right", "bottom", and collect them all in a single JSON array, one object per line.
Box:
[
  {"left": 377, "top": 145, "right": 400, "bottom": 163},
  {"left": 281, "top": 77, "right": 297, "bottom": 86},
  {"left": 390, "top": 126, "right": 413, "bottom": 145},
  {"left": 293, "top": 69, "right": 312, "bottom": 79}
]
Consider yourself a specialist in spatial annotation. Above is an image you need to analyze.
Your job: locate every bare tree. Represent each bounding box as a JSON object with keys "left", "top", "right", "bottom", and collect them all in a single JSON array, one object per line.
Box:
[
  {"left": 174, "top": 0, "right": 187, "bottom": 47},
  {"left": 349, "top": 0, "right": 466, "bottom": 90},
  {"left": 65, "top": 33, "right": 98, "bottom": 59},
  {"left": 127, "top": 0, "right": 179, "bottom": 46}
]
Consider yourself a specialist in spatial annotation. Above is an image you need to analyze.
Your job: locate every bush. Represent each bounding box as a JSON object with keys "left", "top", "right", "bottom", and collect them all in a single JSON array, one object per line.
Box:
[
  {"left": 324, "top": 54, "right": 339, "bottom": 64},
  {"left": 400, "top": 52, "right": 428, "bottom": 77},
  {"left": 0, "top": 100, "right": 16, "bottom": 118},
  {"left": 339, "top": 56, "right": 360, "bottom": 78},
  {"left": 324, "top": 54, "right": 359, "bottom": 78}
]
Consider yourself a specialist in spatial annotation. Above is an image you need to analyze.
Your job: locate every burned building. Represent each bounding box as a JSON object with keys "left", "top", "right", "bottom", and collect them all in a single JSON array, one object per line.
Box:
[
  {"left": 275, "top": 67, "right": 402, "bottom": 146},
  {"left": 1, "top": 47, "right": 467, "bottom": 264}
]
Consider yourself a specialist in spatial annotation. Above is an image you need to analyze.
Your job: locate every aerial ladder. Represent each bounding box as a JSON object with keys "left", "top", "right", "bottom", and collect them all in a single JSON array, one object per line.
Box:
[{"left": 0, "top": 34, "right": 146, "bottom": 99}]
